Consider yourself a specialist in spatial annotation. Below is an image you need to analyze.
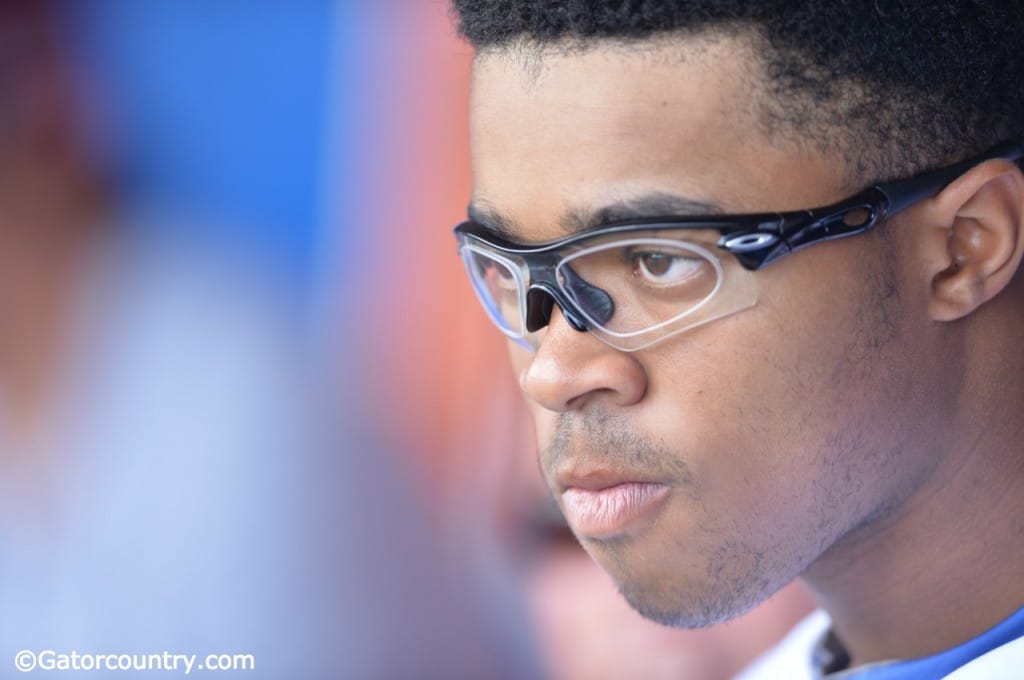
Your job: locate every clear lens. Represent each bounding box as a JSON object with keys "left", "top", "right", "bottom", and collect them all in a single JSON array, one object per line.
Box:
[
  {"left": 462, "top": 247, "right": 525, "bottom": 336},
  {"left": 557, "top": 238, "right": 722, "bottom": 337},
  {"left": 458, "top": 230, "right": 758, "bottom": 352}
]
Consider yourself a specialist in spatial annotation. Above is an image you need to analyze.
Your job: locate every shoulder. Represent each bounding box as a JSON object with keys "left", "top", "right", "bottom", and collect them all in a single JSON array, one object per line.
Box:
[{"left": 735, "top": 609, "right": 830, "bottom": 680}]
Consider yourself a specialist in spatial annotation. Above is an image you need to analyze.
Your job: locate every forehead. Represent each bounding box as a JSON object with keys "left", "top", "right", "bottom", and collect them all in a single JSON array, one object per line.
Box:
[{"left": 469, "top": 38, "right": 843, "bottom": 241}]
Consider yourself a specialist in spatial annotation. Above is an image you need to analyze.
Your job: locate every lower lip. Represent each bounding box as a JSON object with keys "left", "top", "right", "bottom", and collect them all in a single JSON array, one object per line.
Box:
[{"left": 561, "top": 483, "right": 670, "bottom": 539}]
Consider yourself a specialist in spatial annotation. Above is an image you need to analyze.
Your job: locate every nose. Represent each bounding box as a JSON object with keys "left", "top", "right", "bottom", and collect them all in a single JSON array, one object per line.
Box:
[{"left": 519, "top": 304, "right": 647, "bottom": 413}]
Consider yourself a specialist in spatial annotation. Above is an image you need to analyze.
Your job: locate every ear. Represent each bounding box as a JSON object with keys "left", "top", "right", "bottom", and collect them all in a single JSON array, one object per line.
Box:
[{"left": 924, "top": 159, "right": 1024, "bottom": 322}]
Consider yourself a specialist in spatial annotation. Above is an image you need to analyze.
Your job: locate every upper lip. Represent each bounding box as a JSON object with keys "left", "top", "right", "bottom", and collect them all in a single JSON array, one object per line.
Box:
[{"left": 554, "top": 465, "right": 663, "bottom": 493}]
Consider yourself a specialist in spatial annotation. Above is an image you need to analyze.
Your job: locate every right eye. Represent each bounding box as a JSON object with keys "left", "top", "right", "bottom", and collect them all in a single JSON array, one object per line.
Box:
[
  {"left": 477, "top": 259, "right": 518, "bottom": 297},
  {"left": 490, "top": 263, "right": 517, "bottom": 289}
]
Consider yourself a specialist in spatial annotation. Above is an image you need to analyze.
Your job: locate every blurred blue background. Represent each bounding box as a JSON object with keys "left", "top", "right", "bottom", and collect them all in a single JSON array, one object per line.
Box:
[{"left": 68, "top": 0, "right": 334, "bottom": 287}]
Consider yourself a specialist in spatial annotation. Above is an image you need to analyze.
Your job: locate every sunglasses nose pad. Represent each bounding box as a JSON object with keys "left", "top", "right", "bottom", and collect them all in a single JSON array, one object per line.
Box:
[
  {"left": 525, "top": 288, "right": 589, "bottom": 333},
  {"left": 559, "top": 266, "right": 614, "bottom": 325},
  {"left": 525, "top": 289, "right": 554, "bottom": 332}
]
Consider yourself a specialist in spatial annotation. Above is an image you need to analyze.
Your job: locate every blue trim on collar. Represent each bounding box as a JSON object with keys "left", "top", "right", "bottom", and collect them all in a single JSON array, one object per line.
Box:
[{"left": 823, "top": 604, "right": 1024, "bottom": 679}]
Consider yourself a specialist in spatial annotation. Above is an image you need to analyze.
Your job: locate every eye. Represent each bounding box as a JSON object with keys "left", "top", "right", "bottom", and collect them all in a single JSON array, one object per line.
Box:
[
  {"left": 481, "top": 260, "right": 517, "bottom": 291},
  {"left": 632, "top": 251, "right": 701, "bottom": 285}
]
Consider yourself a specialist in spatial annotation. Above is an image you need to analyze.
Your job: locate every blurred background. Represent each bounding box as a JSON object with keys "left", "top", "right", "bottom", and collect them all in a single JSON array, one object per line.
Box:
[{"left": 0, "top": 1, "right": 811, "bottom": 678}]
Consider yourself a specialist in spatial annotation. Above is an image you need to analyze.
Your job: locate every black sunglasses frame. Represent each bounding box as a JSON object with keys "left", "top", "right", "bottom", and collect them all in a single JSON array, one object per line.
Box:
[
  {"left": 455, "top": 139, "right": 1024, "bottom": 271},
  {"left": 454, "top": 139, "right": 1024, "bottom": 338}
]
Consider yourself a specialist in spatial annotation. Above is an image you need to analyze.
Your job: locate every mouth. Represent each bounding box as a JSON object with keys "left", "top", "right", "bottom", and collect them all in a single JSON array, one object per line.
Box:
[{"left": 560, "top": 480, "right": 670, "bottom": 540}]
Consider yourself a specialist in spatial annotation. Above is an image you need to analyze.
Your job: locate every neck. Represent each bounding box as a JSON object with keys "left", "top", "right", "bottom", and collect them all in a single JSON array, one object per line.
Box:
[{"left": 801, "top": 308, "right": 1024, "bottom": 667}]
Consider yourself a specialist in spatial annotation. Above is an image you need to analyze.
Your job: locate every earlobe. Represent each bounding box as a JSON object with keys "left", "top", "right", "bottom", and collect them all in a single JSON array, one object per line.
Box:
[{"left": 927, "top": 160, "right": 1024, "bottom": 322}]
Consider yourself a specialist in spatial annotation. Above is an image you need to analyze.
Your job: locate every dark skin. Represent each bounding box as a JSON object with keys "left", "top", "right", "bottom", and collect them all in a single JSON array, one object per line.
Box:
[{"left": 467, "top": 36, "right": 1024, "bottom": 667}]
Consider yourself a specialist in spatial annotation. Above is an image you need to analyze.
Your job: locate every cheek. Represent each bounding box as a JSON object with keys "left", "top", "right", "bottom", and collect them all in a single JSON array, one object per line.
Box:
[{"left": 640, "top": 259, "right": 908, "bottom": 525}]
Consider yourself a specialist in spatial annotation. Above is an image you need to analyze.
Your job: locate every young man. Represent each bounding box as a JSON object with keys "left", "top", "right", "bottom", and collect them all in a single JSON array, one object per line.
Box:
[{"left": 449, "top": 2, "right": 1024, "bottom": 677}]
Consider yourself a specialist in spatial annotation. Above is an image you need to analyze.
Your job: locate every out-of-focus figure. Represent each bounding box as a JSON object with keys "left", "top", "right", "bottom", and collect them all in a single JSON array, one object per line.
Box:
[
  {"left": 0, "top": 3, "right": 318, "bottom": 674},
  {"left": 0, "top": 3, "right": 538, "bottom": 677}
]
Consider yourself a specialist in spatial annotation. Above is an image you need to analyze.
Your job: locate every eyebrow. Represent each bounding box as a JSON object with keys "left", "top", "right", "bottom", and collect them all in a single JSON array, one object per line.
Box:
[{"left": 467, "top": 192, "right": 723, "bottom": 242}]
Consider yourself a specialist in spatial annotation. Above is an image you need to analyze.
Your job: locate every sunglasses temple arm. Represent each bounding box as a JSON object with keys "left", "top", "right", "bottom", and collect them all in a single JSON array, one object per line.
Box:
[{"left": 879, "top": 140, "right": 1024, "bottom": 218}]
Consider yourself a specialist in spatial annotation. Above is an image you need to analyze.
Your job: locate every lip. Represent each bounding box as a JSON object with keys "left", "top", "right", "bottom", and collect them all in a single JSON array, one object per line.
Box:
[{"left": 561, "top": 482, "right": 670, "bottom": 539}]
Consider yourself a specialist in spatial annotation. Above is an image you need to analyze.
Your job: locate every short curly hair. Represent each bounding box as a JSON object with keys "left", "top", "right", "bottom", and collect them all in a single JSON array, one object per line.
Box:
[{"left": 452, "top": 1, "right": 1024, "bottom": 187}]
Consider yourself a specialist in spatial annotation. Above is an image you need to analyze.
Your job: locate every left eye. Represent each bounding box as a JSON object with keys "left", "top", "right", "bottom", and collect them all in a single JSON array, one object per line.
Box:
[{"left": 632, "top": 251, "right": 700, "bottom": 284}]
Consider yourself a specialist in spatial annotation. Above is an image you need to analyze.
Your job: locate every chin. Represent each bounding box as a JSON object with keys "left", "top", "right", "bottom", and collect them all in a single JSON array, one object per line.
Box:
[
  {"left": 618, "top": 584, "right": 762, "bottom": 629},
  {"left": 618, "top": 589, "right": 749, "bottom": 626},
  {"left": 599, "top": 553, "right": 783, "bottom": 630}
]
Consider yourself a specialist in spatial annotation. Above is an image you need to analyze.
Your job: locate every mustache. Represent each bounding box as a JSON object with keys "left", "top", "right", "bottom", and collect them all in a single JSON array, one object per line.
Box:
[{"left": 543, "top": 411, "right": 697, "bottom": 486}]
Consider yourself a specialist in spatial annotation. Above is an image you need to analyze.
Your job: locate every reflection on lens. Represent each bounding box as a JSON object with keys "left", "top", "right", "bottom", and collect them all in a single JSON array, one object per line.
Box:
[{"left": 464, "top": 249, "right": 524, "bottom": 335}]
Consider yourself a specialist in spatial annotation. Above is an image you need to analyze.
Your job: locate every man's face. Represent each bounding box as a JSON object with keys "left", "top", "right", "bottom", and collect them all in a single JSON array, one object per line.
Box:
[{"left": 469, "top": 38, "right": 955, "bottom": 626}]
